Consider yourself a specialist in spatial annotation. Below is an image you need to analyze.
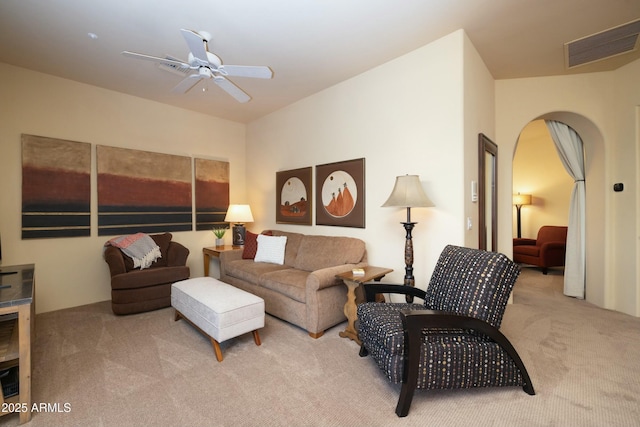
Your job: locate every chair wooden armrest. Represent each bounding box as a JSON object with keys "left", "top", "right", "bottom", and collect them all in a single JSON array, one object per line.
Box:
[{"left": 363, "top": 283, "right": 426, "bottom": 302}]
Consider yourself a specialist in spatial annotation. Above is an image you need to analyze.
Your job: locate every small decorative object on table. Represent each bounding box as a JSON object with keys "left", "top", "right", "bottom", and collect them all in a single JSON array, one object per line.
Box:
[
  {"left": 212, "top": 226, "right": 227, "bottom": 247},
  {"left": 352, "top": 268, "right": 365, "bottom": 276}
]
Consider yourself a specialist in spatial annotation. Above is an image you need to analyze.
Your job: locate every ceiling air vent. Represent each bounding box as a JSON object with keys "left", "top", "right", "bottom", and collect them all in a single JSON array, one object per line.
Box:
[{"left": 565, "top": 19, "right": 640, "bottom": 68}]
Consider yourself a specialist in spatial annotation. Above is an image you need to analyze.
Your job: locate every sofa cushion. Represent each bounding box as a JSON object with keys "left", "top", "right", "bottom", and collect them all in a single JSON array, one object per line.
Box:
[
  {"left": 224, "top": 259, "right": 291, "bottom": 284},
  {"left": 293, "top": 235, "right": 366, "bottom": 272},
  {"left": 259, "top": 269, "right": 310, "bottom": 303},
  {"left": 111, "top": 265, "right": 189, "bottom": 290},
  {"left": 255, "top": 234, "right": 288, "bottom": 265},
  {"left": 513, "top": 245, "right": 540, "bottom": 257},
  {"left": 269, "top": 230, "right": 304, "bottom": 267},
  {"left": 243, "top": 230, "right": 273, "bottom": 259}
]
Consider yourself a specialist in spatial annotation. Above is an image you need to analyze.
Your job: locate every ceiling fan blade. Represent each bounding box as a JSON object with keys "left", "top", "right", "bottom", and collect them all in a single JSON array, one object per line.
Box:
[
  {"left": 157, "top": 55, "right": 192, "bottom": 76},
  {"left": 213, "top": 76, "right": 251, "bottom": 103},
  {"left": 122, "top": 51, "right": 191, "bottom": 69},
  {"left": 220, "top": 65, "right": 273, "bottom": 79},
  {"left": 180, "top": 29, "right": 209, "bottom": 64},
  {"left": 172, "top": 74, "right": 205, "bottom": 94}
]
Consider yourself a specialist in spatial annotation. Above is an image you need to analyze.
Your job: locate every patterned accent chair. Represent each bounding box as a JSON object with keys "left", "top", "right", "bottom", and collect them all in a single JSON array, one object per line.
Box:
[{"left": 357, "top": 245, "right": 535, "bottom": 417}]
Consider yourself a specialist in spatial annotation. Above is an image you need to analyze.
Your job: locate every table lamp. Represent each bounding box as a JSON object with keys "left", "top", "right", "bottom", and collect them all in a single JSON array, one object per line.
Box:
[{"left": 224, "top": 204, "right": 254, "bottom": 246}]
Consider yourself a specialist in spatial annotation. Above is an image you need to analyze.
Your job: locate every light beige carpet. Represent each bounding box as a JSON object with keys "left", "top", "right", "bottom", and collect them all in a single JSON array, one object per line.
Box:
[{"left": 1, "top": 267, "right": 639, "bottom": 426}]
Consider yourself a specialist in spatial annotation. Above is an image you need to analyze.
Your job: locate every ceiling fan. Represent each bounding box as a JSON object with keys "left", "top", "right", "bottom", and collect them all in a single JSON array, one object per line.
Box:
[{"left": 122, "top": 29, "right": 273, "bottom": 103}]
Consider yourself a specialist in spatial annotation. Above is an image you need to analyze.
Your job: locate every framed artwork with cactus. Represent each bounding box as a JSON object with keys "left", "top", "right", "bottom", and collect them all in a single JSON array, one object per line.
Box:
[{"left": 315, "top": 158, "right": 365, "bottom": 228}]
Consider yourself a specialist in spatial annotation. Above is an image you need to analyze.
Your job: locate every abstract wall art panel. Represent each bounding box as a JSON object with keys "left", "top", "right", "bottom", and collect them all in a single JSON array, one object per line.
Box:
[
  {"left": 194, "top": 158, "right": 230, "bottom": 231},
  {"left": 21, "top": 134, "right": 91, "bottom": 239},
  {"left": 97, "top": 145, "right": 192, "bottom": 236}
]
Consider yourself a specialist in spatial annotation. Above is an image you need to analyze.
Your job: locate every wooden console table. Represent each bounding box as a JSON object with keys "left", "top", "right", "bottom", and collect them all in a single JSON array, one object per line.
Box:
[
  {"left": 0, "top": 264, "right": 35, "bottom": 424},
  {"left": 203, "top": 246, "right": 241, "bottom": 277},
  {"left": 336, "top": 266, "right": 392, "bottom": 345}
]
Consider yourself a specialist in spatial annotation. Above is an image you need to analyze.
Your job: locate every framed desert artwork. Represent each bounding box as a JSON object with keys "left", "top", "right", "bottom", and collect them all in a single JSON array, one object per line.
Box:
[
  {"left": 315, "top": 158, "right": 365, "bottom": 228},
  {"left": 21, "top": 134, "right": 91, "bottom": 239},
  {"left": 96, "top": 145, "right": 192, "bottom": 236},
  {"left": 276, "top": 167, "right": 312, "bottom": 225}
]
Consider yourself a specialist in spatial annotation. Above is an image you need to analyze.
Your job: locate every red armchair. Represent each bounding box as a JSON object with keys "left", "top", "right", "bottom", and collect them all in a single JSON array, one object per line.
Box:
[{"left": 513, "top": 226, "right": 567, "bottom": 274}]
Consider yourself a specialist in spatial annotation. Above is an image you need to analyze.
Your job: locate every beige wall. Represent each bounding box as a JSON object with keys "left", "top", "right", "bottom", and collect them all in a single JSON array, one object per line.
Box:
[
  {"left": 463, "top": 32, "right": 496, "bottom": 248},
  {"left": 0, "top": 63, "right": 247, "bottom": 313},
  {"left": 2, "top": 29, "right": 638, "bottom": 319},
  {"left": 496, "top": 58, "right": 640, "bottom": 316},
  {"left": 513, "top": 119, "right": 573, "bottom": 238},
  {"left": 246, "top": 30, "right": 494, "bottom": 292}
]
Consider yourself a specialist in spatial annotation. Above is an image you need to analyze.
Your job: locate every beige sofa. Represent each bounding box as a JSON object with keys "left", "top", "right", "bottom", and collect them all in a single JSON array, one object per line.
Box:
[{"left": 219, "top": 230, "right": 367, "bottom": 338}]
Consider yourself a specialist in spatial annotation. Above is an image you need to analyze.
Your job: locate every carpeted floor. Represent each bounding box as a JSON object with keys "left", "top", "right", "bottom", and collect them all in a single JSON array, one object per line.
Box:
[{"left": 1, "top": 266, "right": 639, "bottom": 426}]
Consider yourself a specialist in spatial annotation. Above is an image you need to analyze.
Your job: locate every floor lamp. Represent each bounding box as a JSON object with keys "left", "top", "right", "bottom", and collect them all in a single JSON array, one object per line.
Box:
[
  {"left": 224, "top": 204, "right": 254, "bottom": 246},
  {"left": 382, "top": 175, "right": 434, "bottom": 301},
  {"left": 513, "top": 193, "right": 532, "bottom": 238}
]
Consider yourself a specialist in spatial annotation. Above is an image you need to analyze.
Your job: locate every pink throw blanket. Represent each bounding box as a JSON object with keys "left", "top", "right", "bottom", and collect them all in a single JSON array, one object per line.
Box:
[{"left": 106, "top": 233, "right": 161, "bottom": 270}]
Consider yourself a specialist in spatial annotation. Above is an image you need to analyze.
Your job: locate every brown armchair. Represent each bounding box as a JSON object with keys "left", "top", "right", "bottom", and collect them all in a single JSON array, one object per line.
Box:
[
  {"left": 104, "top": 232, "right": 190, "bottom": 315},
  {"left": 513, "top": 225, "right": 567, "bottom": 274}
]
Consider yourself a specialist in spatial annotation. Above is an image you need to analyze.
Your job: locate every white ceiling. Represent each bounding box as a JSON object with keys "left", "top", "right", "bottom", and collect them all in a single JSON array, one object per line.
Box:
[{"left": 1, "top": 0, "right": 638, "bottom": 123}]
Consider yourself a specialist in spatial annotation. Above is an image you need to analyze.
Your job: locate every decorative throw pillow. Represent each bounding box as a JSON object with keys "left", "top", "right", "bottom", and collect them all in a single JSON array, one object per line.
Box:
[
  {"left": 254, "top": 234, "right": 287, "bottom": 265},
  {"left": 242, "top": 230, "right": 273, "bottom": 259}
]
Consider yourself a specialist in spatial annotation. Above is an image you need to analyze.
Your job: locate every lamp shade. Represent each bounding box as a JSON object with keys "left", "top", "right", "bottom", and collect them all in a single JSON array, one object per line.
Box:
[
  {"left": 513, "top": 193, "right": 532, "bottom": 206},
  {"left": 224, "top": 204, "right": 254, "bottom": 223},
  {"left": 382, "top": 175, "right": 434, "bottom": 208}
]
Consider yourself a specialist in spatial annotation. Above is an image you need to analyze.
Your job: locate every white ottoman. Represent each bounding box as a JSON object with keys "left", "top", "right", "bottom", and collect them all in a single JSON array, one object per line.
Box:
[{"left": 171, "top": 277, "right": 265, "bottom": 362}]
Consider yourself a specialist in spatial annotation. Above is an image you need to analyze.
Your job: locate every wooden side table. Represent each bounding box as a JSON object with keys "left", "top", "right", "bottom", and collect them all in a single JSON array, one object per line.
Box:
[
  {"left": 336, "top": 266, "right": 393, "bottom": 345},
  {"left": 203, "top": 246, "right": 241, "bottom": 277}
]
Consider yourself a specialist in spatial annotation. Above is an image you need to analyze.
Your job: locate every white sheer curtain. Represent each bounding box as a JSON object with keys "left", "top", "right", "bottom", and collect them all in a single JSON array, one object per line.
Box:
[{"left": 545, "top": 120, "right": 586, "bottom": 299}]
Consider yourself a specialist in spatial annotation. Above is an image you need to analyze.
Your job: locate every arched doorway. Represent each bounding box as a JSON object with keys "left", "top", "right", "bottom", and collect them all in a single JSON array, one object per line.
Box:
[
  {"left": 513, "top": 120, "right": 573, "bottom": 241},
  {"left": 511, "top": 113, "right": 606, "bottom": 306}
]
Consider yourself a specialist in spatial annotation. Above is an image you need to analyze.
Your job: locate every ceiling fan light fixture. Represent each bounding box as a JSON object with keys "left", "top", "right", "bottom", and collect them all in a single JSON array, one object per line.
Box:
[{"left": 198, "top": 67, "right": 213, "bottom": 78}]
